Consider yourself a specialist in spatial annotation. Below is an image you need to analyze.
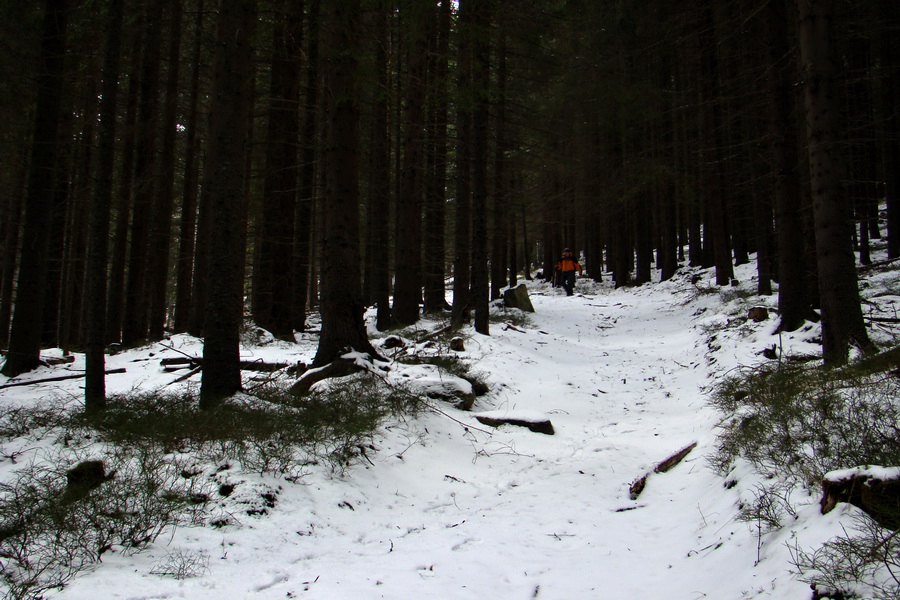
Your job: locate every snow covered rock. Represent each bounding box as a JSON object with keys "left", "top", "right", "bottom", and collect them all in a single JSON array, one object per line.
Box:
[
  {"left": 398, "top": 363, "right": 474, "bottom": 407},
  {"left": 502, "top": 283, "right": 535, "bottom": 313},
  {"left": 821, "top": 466, "right": 900, "bottom": 530}
]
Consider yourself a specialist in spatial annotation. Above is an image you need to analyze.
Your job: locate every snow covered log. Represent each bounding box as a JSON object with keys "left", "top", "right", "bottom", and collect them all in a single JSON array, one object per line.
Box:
[
  {"left": 159, "top": 356, "right": 298, "bottom": 372},
  {"left": 820, "top": 466, "right": 900, "bottom": 530},
  {"left": 629, "top": 442, "right": 697, "bottom": 500},
  {"left": 474, "top": 410, "right": 554, "bottom": 435}
]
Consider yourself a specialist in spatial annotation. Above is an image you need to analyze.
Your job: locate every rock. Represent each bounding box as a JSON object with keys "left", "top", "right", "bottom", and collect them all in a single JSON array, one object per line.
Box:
[
  {"left": 748, "top": 306, "right": 769, "bottom": 322},
  {"left": 820, "top": 466, "right": 900, "bottom": 530},
  {"left": 63, "top": 460, "right": 114, "bottom": 503},
  {"left": 382, "top": 335, "right": 405, "bottom": 349},
  {"left": 502, "top": 284, "right": 535, "bottom": 313}
]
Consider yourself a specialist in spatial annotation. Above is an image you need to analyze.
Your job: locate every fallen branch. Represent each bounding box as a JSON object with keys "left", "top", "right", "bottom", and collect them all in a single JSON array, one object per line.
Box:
[
  {"left": 864, "top": 317, "right": 900, "bottom": 323},
  {"left": 858, "top": 256, "right": 900, "bottom": 273},
  {"left": 629, "top": 442, "right": 697, "bottom": 500},
  {"left": 0, "top": 368, "right": 128, "bottom": 390},
  {"left": 159, "top": 356, "right": 294, "bottom": 372},
  {"left": 44, "top": 355, "right": 76, "bottom": 366},
  {"left": 161, "top": 365, "right": 203, "bottom": 388},
  {"left": 415, "top": 324, "right": 453, "bottom": 344}
]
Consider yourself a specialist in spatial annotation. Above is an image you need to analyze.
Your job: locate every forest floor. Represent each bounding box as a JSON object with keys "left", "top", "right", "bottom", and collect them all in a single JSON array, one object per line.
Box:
[{"left": 2, "top": 253, "right": 899, "bottom": 600}]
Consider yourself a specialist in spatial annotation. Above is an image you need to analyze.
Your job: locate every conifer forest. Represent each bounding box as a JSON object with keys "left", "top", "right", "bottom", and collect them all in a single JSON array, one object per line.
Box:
[{"left": 0, "top": 0, "right": 898, "bottom": 403}]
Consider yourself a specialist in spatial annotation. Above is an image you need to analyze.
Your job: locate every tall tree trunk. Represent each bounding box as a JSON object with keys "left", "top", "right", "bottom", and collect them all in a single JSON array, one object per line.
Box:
[
  {"left": 256, "top": 0, "right": 302, "bottom": 340},
  {"left": 765, "top": 0, "right": 813, "bottom": 331},
  {"left": 698, "top": 0, "right": 734, "bottom": 286},
  {"left": 147, "top": 0, "right": 183, "bottom": 341},
  {"left": 451, "top": 0, "right": 473, "bottom": 328},
  {"left": 199, "top": 0, "right": 257, "bottom": 408},
  {"left": 0, "top": 154, "right": 25, "bottom": 348},
  {"left": 392, "top": 0, "right": 432, "bottom": 326},
  {"left": 292, "top": 0, "right": 319, "bottom": 333},
  {"left": 797, "top": 0, "right": 872, "bottom": 364},
  {"left": 172, "top": 0, "right": 204, "bottom": 334},
  {"left": 470, "top": 0, "right": 490, "bottom": 335},
  {"left": 122, "top": 1, "right": 163, "bottom": 346},
  {"left": 85, "top": 0, "right": 124, "bottom": 413},
  {"left": 490, "top": 12, "right": 508, "bottom": 298},
  {"left": 365, "top": 3, "right": 392, "bottom": 331},
  {"left": 880, "top": 0, "right": 900, "bottom": 259},
  {"left": 313, "top": 0, "right": 380, "bottom": 367},
  {"left": 2, "top": 0, "right": 69, "bottom": 377},
  {"left": 422, "top": 0, "right": 451, "bottom": 314},
  {"left": 107, "top": 31, "right": 141, "bottom": 345}
]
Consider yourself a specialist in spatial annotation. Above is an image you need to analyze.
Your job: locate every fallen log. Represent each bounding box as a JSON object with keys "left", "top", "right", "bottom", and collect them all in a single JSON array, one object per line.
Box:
[
  {"left": 629, "top": 442, "right": 698, "bottom": 500},
  {"left": 159, "top": 356, "right": 294, "bottom": 372},
  {"left": 44, "top": 355, "right": 76, "bottom": 366},
  {"left": 0, "top": 368, "right": 128, "bottom": 390}
]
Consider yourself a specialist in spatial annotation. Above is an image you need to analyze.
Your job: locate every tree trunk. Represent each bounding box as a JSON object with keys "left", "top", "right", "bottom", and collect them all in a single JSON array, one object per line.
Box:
[
  {"left": 199, "top": 0, "right": 257, "bottom": 408},
  {"left": 451, "top": 0, "right": 472, "bottom": 329},
  {"left": 122, "top": 1, "right": 163, "bottom": 346},
  {"left": 172, "top": 0, "right": 204, "bottom": 334},
  {"left": 2, "top": 0, "right": 69, "bottom": 377},
  {"left": 365, "top": 4, "right": 392, "bottom": 331},
  {"left": 106, "top": 30, "right": 141, "bottom": 345},
  {"left": 145, "top": 0, "right": 182, "bottom": 341},
  {"left": 313, "top": 0, "right": 380, "bottom": 367},
  {"left": 392, "top": 0, "right": 431, "bottom": 327},
  {"left": 470, "top": 0, "right": 490, "bottom": 335},
  {"left": 292, "top": 0, "right": 320, "bottom": 334},
  {"left": 797, "top": 0, "right": 873, "bottom": 364},
  {"left": 256, "top": 0, "right": 302, "bottom": 340},
  {"left": 880, "top": 0, "right": 900, "bottom": 259},
  {"left": 422, "top": 0, "right": 451, "bottom": 314},
  {"left": 85, "top": 0, "right": 124, "bottom": 413}
]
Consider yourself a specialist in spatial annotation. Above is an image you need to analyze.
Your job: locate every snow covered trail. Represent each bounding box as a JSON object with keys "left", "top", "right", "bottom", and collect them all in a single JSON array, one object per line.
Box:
[{"left": 48, "top": 277, "right": 819, "bottom": 600}]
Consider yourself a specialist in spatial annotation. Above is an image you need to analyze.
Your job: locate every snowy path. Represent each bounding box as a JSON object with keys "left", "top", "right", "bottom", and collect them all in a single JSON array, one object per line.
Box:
[{"left": 49, "top": 279, "right": 818, "bottom": 600}]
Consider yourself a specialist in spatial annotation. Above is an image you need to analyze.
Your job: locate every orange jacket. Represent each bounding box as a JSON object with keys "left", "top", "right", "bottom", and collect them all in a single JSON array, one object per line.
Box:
[{"left": 556, "top": 254, "right": 582, "bottom": 274}]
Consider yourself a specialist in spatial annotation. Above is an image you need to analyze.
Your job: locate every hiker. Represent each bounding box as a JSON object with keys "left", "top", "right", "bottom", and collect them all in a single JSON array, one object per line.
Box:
[{"left": 555, "top": 248, "right": 582, "bottom": 296}]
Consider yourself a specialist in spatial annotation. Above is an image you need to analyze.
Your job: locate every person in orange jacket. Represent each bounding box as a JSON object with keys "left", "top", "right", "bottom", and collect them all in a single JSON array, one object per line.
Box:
[{"left": 556, "top": 248, "right": 582, "bottom": 296}]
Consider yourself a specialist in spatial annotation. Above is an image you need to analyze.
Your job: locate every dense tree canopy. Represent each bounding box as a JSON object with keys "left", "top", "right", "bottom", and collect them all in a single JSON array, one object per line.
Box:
[{"left": 0, "top": 0, "right": 896, "bottom": 401}]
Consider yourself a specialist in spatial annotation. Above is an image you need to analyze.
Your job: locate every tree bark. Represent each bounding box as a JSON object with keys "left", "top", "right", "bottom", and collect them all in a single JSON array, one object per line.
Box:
[
  {"left": 797, "top": 0, "right": 873, "bottom": 364},
  {"left": 84, "top": 0, "right": 124, "bottom": 413},
  {"left": 470, "top": 0, "right": 490, "bottom": 335},
  {"left": 199, "top": 0, "right": 257, "bottom": 408},
  {"left": 312, "top": 0, "right": 381, "bottom": 367},
  {"left": 2, "top": 0, "right": 69, "bottom": 377},
  {"left": 172, "top": 0, "right": 204, "bottom": 334},
  {"left": 256, "top": 0, "right": 302, "bottom": 340},
  {"left": 392, "top": 0, "right": 432, "bottom": 327},
  {"left": 451, "top": 0, "right": 473, "bottom": 329},
  {"left": 122, "top": 0, "right": 163, "bottom": 346},
  {"left": 292, "top": 0, "right": 320, "bottom": 334}
]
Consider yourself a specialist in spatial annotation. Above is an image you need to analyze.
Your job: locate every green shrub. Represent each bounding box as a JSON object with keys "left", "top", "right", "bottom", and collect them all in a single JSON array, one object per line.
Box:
[
  {"left": 0, "top": 374, "right": 426, "bottom": 598},
  {"left": 711, "top": 360, "right": 900, "bottom": 598},
  {"left": 0, "top": 448, "right": 207, "bottom": 600},
  {"left": 790, "top": 512, "right": 900, "bottom": 600},
  {"left": 710, "top": 362, "right": 900, "bottom": 487}
]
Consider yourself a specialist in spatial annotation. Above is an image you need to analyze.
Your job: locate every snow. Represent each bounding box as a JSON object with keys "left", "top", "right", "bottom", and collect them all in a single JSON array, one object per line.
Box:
[
  {"left": 0, "top": 259, "right": 894, "bottom": 600},
  {"left": 825, "top": 466, "right": 900, "bottom": 483}
]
